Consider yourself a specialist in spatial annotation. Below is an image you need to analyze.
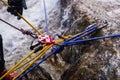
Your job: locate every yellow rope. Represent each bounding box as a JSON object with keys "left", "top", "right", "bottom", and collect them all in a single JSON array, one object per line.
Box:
[
  {"left": 54, "top": 35, "right": 72, "bottom": 44},
  {"left": 13, "top": 38, "right": 69, "bottom": 79},
  {"left": 13, "top": 38, "right": 70, "bottom": 72},
  {"left": 0, "top": 0, "right": 81, "bottom": 79},
  {"left": 17, "top": 13, "right": 42, "bottom": 34},
  {"left": 0, "top": 50, "right": 35, "bottom": 79},
  {"left": 12, "top": 45, "right": 47, "bottom": 72},
  {"left": 0, "top": 0, "right": 10, "bottom": 7},
  {"left": 0, "top": 0, "right": 42, "bottom": 35},
  {"left": 12, "top": 57, "right": 34, "bottom": 72},
  {"left": 0, "top": 37, "right": 69, "bottom": 80},
  {"left": 13, "top": 45, "right": 53, "bottom": 80},
  {"left": 0, "top": 34, "right": 72, "bottom": 79}
]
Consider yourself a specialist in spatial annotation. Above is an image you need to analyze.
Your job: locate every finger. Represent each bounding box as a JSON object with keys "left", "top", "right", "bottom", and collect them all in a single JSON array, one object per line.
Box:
[
  {"left": 22, "top": 0, "right": 27, "bottom": 9},
  {"left": 18, "top": 7, "right": 23, "bottom": 15},
  {"left": 7, "top": 8, "right": 11, "bottom": 12}
]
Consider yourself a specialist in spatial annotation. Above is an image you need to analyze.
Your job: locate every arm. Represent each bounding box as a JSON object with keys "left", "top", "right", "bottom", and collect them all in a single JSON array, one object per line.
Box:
[{"left": 22, "top": 0, "right": 27, "bottom": 9}]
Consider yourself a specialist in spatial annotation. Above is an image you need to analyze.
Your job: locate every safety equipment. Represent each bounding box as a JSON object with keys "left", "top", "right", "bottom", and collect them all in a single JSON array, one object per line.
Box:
[
  {"left": 38, "top": 34, "right": 55, "bottom": 45},
  {"left": 7, "top": 0, "right": 27, "bottom": 20}
]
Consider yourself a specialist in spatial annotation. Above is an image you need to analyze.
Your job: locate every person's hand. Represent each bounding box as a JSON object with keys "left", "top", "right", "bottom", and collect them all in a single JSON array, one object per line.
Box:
[{"left": 7, "top": 0, "right": 27, "bottom": 20}]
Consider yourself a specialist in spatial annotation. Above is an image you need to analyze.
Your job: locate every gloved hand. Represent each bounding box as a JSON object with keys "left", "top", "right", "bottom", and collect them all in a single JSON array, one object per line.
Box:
[{"left": 7, "top": 0, "right": 27, "bottom": 20}]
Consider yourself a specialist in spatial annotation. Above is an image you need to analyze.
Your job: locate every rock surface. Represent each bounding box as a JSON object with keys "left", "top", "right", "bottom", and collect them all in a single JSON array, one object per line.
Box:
[{"left": 0, "top": 0, "right": 120, "bottom": 80}]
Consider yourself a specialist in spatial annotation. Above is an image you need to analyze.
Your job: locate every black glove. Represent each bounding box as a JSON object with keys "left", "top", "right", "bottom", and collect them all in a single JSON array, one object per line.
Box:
[{"left": 7, "top": 0, "right": 27, "bottom": 20}]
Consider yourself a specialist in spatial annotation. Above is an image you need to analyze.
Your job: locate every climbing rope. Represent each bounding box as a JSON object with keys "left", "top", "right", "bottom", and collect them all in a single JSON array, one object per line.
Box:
[
  {"left": 17, "top": 24, "right": 120, "bottom": 80},
  {"left": 0, "top": 0, "right": 42, "bottom": 35},
  {"left": 63, "top": 34, "right": 120, "bottom": 46},
  {"left": 13, "top": 45, "right": 53, "bottom": 80},
  {"left": 0, "top": 18, "right": 37, "bottom": 38},
  {"left": 1, "top": 0, "right": 120, "bottom": 80},
  {"left": 0, "top": 50, "right": 35, "bottom": 80},
  {"left": 43, "top": 0, "right": 49, "bottom": 35},
  {"left": 0, "top": 18, "right": 21, "bottom": 31},
  {"left": 17, "top": 45, "right": 63, "bottom": 80},
  {"left": 0, "top": 22, "right": 120, "bottom": 80},
  {"left": 15, "top": 24, "right": 98, "bottom": 79}
]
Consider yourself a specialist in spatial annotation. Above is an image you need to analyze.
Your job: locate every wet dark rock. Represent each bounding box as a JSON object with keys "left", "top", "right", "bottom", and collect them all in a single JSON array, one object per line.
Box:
[{"left": 27, "top": 66, "right": 52, "bottom": 80}]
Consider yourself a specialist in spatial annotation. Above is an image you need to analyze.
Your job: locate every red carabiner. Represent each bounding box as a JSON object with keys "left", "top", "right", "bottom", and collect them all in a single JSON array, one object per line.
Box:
[{"left": 38, "top": 34, "right": 55, "bottom": 45}]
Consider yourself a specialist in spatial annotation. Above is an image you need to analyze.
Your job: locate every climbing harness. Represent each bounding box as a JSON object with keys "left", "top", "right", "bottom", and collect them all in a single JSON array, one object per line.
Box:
[{"left": 0, "top": 0, "right": 120, "bottom": 80}]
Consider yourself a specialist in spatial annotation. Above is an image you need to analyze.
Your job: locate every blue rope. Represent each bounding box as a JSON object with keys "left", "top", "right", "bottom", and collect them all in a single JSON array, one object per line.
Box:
[
  {"left": 65, "top": 24, "right": 98, "bottom": 42},
  {"left": 43, "top": 0, "right": 49, "bottom": 35},
  {"left": 71, "top": 26, "right": 97, "bottom": 41},
  {"left": 17, "top": 46, "right": 63, "bottom": 80},
  {"left": 17, "top": 24, "right": 98, "bottom": 79},
  {"left": 17, "top": 24, "right": 120, "bottom": 79},
  {"left": 64, "top": 34, "right": 120, "bottom": 46}
]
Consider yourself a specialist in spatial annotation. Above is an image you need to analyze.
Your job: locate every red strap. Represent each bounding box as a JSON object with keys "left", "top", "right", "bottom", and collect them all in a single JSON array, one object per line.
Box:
[
  {"left": 0, "top": 69, "right": 7, "bottom": 77},
  {"left": 0, "top": 69, "right": 18, "bottom": 80},
  {"left": 5, "top": 72, "right": 18, "bottom": 80}
]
